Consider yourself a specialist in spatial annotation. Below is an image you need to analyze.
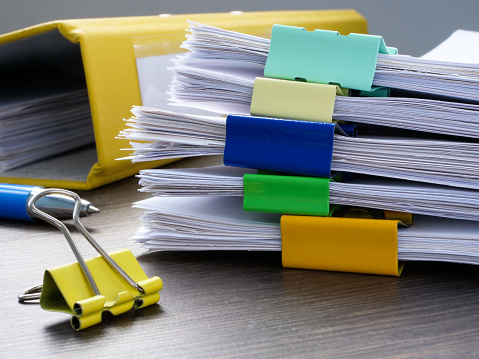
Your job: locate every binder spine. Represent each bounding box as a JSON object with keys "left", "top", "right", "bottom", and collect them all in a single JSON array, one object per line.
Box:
[
  {"left": 281, "top": 216, "right": 404, "bottom": 276},
  {"left": 264, "top": 24, "right": 397, "bottom": 92},
  {"left": 250, "top": 77, "right": 338, "bottom": 123},
  {"left": 223, "top": 114, "right": 335, "bottom": 177},
  {"left": 243, "top": 173, "right": 331, "bottom": 216}
]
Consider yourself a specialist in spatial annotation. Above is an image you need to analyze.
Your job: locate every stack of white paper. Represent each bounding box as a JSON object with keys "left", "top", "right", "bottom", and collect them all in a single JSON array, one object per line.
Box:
[
  {"left": 133, "top": 196, "right": 282, "bottom": 251},
  {"left": 168, "top": 22, "right": 479, "bottom": 139},
  {"left": 132, "top": 195, "right": 479, "bottom": 266},
  {"left": 137, "top": 165, "right": 479, "bottom": 222},
  {"left": 178, "top": 21, "right": 479, "bottom": 103},
  {"left": 0, "top": 90, "right": 93, "bottom": 172},
  {"left": 123, "top": 24, "right": 479, "bottom": 270},
  {"left": 119, "top": 106, "right": 479, "bottom": 190}
]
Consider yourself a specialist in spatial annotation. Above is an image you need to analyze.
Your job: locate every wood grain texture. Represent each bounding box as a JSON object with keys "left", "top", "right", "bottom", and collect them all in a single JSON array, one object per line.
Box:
[{"left": 2, "top": 157, "right": 479, "bottom": 358}]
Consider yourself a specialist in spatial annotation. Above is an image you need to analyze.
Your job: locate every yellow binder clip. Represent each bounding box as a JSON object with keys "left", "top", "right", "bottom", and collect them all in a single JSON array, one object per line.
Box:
[{"left": 18, "top": 189, "right": 163, "bottom": 330}]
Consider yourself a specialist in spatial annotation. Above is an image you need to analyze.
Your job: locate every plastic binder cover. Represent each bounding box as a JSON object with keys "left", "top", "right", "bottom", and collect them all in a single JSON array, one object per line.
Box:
[{"left": 0, "top": 10, "right": 367, "bottom": 190}]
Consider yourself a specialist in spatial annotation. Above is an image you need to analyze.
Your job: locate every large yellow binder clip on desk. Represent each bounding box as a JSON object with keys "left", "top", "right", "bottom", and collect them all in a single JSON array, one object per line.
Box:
[{"left": 18, "top": 189, "right": 163, "bottom": 330}]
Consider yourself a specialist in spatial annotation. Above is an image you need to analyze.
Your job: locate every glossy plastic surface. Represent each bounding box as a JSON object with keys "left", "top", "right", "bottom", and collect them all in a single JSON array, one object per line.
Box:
[
  {"left": 264, "top": 25, "right": 397, "bottom": 91},
  {"left": 243, "top": 173, "right": 331, "bottom": 216},
  {"left": 0, "top": 183, "right": 37, "bottom": 221},
  {"left": 224, "top": 115, "right": 335, "bottom": 177}
]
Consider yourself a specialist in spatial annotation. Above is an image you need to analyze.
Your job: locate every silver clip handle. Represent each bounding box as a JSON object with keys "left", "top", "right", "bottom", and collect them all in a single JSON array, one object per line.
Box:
[
  {"left": 18, "top": 284, "right": 42, "bottom": 303},
  {"left": 18, "top": 189, "right": 144, "bottom": 303}
]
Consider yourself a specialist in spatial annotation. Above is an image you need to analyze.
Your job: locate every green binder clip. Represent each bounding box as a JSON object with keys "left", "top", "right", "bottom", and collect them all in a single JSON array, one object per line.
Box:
[
  {"left": 250, "top": 77, "right": 348, "bottom": 123},
  {"left": 264, "top": 24, "right": 398, "bottom": 92},
  {"left": 243, "top": 173, "right": 338, "bottom": 216},
  {"left": 18, "top": 189, "right": 163, "bottom": 330}
]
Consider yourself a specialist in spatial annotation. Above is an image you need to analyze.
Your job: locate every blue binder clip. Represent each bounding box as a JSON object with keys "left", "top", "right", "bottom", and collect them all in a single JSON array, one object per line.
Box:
[
  {"left": 264, "top": 24, "right": 398, "bottom": 92},
  {"left": 223, "top": 114, "right": 337, "bottom": 178}
]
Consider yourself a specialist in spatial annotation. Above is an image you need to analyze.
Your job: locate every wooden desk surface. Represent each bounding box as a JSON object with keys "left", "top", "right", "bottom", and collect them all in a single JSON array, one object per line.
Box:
[{"left": 2, "top": 158, "right": 479, "bottom": 358}]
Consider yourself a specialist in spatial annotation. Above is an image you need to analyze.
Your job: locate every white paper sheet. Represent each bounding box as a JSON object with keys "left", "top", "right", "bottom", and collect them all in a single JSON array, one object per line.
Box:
[
  {"left": 119, "top": 106, "right": 479, "bottom": 190},
  {"left": 421, "top": 29, "right": 479, "bottom": 64},
  {"left": 137, "top": 165, "right": 479, "bottom": 222},
  {"left": 132, "top": 193, "right": 479, "bottom": 265},
  {"left": 0, "top": 90, "right": 94, "bottom": 172}
]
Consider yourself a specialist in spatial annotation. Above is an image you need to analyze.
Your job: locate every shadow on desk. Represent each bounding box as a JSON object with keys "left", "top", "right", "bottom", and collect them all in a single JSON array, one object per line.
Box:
[
  {"left": 17, "top": 250, "right": 479, "bottom": 358},
  {"left": 140, "top": 250, "right": 479, "bottom": 325}
]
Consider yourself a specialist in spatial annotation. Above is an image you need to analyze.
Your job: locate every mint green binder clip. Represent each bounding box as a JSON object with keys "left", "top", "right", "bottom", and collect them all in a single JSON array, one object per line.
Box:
[
  {"left": 243, "top": 173, "right": 336, "bottom": 216},
  {"left": 264, "top": 25, "right": 398, "bottom": 92}
]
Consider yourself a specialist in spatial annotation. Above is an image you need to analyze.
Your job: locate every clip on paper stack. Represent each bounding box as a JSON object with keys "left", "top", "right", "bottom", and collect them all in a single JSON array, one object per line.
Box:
[
  {"left": 250, "top": 27, "right": 397, "bottom": 123},
  {"left": 264, "top": 24, "right": 397, "bottom": 94},
  {"left": 18, "top": 189, "right": 162, "bottom": 330},
  {"left": 250, "top": 77, "right": 347, "bottom": 123},
  {"left": 243, "top": 173, "right": 338, "bottom": 216},
  {"left": 281, "top": 216, "right": 406, "bottom": 276},
  {"left": 246, "top": 184, "right": 408, "bottom": 275},
  {"left": 224, "top": 114, "right": 339, "bottom": 178}
]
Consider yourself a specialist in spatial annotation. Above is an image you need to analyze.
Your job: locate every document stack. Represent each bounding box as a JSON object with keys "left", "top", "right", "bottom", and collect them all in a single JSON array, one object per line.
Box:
[{"left": 119, "top": 22, "right": 479, "bottom": 276}]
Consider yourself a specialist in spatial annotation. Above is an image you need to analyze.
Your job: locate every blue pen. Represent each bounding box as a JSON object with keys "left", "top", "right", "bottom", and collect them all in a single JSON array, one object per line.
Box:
[{"left": 0, "top": 183, "right": 99, "bottom": 222}]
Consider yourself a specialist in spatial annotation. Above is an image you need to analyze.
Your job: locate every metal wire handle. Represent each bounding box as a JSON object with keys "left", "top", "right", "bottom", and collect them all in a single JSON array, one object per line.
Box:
[{"left": 18, "top": 189, "right": 144, "bottom": 303}]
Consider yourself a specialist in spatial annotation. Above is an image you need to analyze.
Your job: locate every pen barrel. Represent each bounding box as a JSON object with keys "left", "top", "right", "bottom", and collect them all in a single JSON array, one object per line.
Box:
[
  {"left": 30, "top": 188, "right": 92, "bottom": 220},
  {"left": 0, "top": 183, "right": 37, "bottom": 222},
  {"left": 0, "top": 184, "right": 93, "bottom": 222}
]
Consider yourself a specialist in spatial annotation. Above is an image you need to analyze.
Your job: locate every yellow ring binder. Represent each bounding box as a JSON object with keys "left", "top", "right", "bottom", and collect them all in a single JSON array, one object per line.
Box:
[{"left": 0, "top": 10, "right": 367, "bottom": 189}]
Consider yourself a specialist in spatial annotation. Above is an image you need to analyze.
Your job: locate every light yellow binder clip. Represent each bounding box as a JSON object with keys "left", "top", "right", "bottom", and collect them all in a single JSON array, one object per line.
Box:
[
  {"left": 18, "top": 189, "right": 163, "bottom": 330},
  {"left": 250, "top": 77, "right": 349, "bottom": 123}
]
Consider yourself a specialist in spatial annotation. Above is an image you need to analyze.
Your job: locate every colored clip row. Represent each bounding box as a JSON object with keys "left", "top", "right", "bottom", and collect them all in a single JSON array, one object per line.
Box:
[
  {"left": 224, "top": 114, "right": 345, "bottom": 178},
  {"left": 281, "top": 216, "right": 405, "bottom": 276},
  {"left": 243, "top": 173, "right": 412, "bottom": 276},
  {"left": 264, "top": 24, "right": 397, "bottom": 92}
]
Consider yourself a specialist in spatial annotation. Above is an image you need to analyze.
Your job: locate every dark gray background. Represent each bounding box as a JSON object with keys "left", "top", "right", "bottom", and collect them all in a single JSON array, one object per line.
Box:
[{"left": 1, "top": 0, "right": 479, "bottom": 56}]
